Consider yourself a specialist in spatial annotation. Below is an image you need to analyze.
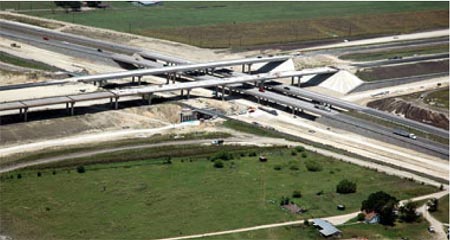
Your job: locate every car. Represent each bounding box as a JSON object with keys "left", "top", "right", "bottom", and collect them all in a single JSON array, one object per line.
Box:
[
  {"left": 43, "top": 36, "right": 49, "bottom": 40},
  {"left": 97, "top": 48, "right": 103, "bottom": 52},
  {"left": 428, "top": 226, "right": 435, "bottom": 233},
  {"left": 258, "top": 87, "right": 265, "bottom": 92},
  {"left": 283, "top": 86, "right": 290, "bottom": 90}
]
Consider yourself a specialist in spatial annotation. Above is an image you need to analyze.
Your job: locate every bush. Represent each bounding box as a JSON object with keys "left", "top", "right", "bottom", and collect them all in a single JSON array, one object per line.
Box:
[
  {"left": 292, "top": 190, "right": 302, "bottom": 198},
  {"left": 213, "top": 160, "right": 224, "bottom": 168},
  {"left": 304, "top": 219, "right": 309, "bottom": 226},
  {"left": 305, "top": 160, "right": 322, "bottom": 172},
  {"left": 357, "top": 213, "right": 365, "bottom": 221},
  {"left": 212, "top": 151, "right": 233, "bottom": 161},
  {"left": 336, "top": 179, "right": 357, "bottom": 194},
  {"left": 399, "top": 201, "right": 419, "bottom": 223},
  {"left": 295, "top": 146, "right": 305, "bottom": 152},
  {"left": 52, "top": 170, "right": 56, "bottom": 175},
  {"left": 289, "top": 165, "right": 299, "bottom": 171},
  {"left": 248, "top": 152, "right": 257, "bottom": 157},
  {"left": 37, "top": 172, "right": 42, "bottom": 177},
  {"left": 301, "top": 153, "right": 308, "bottom": 158},
  {"left": 76, "top": 166, "right": 86, "bottom": 173},
  {"left": 291, "top": 150, "right": 297, "bottom": 156},
  {"left": 273, "top": 165, "right": 282, "bottom": 171},
  {"left": 17, "top": 174, "right": 22, "bottom": 179},
  {"left": 280, "top": 196, "right": 290, "bottom": 206}
]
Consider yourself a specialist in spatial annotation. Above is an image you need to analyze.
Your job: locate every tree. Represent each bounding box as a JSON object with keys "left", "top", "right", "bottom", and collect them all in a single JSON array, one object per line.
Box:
[
  {"left": 295, "top": 146, "right": 305, "bottom": 152},
  {"left": 399, "top": 201, "right": 419, "bottom": 222},
  {"left": 427, "top": 198, "right": 439, "bottom": 212},
  {"left": 357, "top": 212, "right": 365, "bottom": 221},
  {"left": 17, "top": 174, "right": 22, "bottom": 179},
  {"left": 37, "top": 172, "right": 42, "bottom": 177},
  {"left": 336, "top": 179, "right": 357, "bottom": 194},
  {"left": 361, "top": 191, "right": 398, "bottom": 225},
  {"left": 212, "top": 151, "right": 233, "bottom": 161},
  {"left": 213, "top": 160, "right": 224, "bottom": 168},
  {"left": 76, "top": 166, "right": 86, "bottom": 173}
]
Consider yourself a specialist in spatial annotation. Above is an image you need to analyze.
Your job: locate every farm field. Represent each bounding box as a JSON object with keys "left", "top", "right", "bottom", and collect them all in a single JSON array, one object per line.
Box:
[
  {"left": 340, "top": 44, "right": 449, "bottom": 61},
  {"left": 355, "top": 60, "right": 449, "bottom": 81},
  {"left": 5, "top": 1, "right": 449, "bottom": 48},
  {"left": 204, "top": 218, "right": 432, "bottom": 240},
  {"left": 0, "top": 146, "right": 437, "bottom": 239}
]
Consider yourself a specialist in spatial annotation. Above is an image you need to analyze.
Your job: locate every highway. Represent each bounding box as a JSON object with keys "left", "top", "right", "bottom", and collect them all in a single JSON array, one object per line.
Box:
[
  {"left": 269, "top": 84, "right": 449, "bottom": 139},
  {"left": 0, "top": 55, "right": 292, "bottom": 91}
]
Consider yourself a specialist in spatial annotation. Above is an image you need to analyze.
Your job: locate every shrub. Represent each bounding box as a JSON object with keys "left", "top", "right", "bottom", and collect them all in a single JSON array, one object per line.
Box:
[
  {"left": 399, "top": 201, "right": 419, "bottom": 223},
  {"left": 291, "top": 150, "right": 297, "bottom": 156},
  {"left": 301, "top": 153, "right": 307, "bottom": 158},
  {"left": 213, "top": 160, "right": 224, "bottom": 168},
  {"left": 305, "top": 160, "right": 322, "bottom": 172},
  {"left": 357, "top": 213, "right": 365, "bottom": 221},
  {"left": 240, "top": 152, "right": 246, "bottom": 157},
  {"left": 52, "top": 170, "right": 56, "bottom": 175},
  {"left": 295, "top": 146, "right": 305, "bottom": 152},
  {"left": 289, "top": 165, "right": 299, "bottom": 171},
  {"left": 76, "top": 166, "right": 86, "bottom": 174},
  {"left": 273, "top": 165, "right": 282, "bottom": 171},
  {"left": 292, "top": 190, "right": 302, "bottom": 198},
  {"left": 212, "top": 151, "right": 233, "bottom": 161},
  {"left": 17, "top": 174, "right": 22, "bottom": 179},
  {"left": 304, "top": 219, "right": 309, "bottom": 226},
  {"left": 37, "top": 172, "right": 42, "bottom": 177},
  {"left": 280, "top": 196, "right": 290, "bottom": 206},
  {"left": 316, "top": 190, "right": 324, "bottom": 196},
  {"left": 336, "top": 179, "right": 357, "bottom": 194},
  {"left": 249, "top": 152, "right": 257, "bottom": 157}
]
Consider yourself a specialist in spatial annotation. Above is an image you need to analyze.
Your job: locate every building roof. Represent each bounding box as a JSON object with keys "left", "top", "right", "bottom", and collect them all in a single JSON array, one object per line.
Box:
[{"left": 312, "top": 219, "right": 341, "bottom": 237}]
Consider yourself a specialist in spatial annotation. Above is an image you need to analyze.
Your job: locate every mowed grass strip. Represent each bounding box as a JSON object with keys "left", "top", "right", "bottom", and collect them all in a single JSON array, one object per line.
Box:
[
  {"left": 21, "top": 2, "right": 449, "bottom": 48},
  {"left": 340, "top": 44, "right": 450, "bottom": 62},
  {"left": 0, "top": 146, "right": 437, "bottom": 239},
  {"left": 0, "top": 51, "right": 59, "bottom": 71}
]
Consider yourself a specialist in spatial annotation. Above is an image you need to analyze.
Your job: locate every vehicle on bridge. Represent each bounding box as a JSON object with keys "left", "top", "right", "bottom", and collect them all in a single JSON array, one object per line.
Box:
[{"left": 314, "top": 103, "right": 331, "bottom": 112}]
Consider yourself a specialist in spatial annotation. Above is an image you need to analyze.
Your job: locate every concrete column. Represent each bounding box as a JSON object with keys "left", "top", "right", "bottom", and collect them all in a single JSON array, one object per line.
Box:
[
  {"left": 181, "top": 89, "right": 184, "bottom": 97},
  {"left": 114, "top": 97, "right": 119, "bottom": 109},
  {"left": 293, "top": 107, "right": 296, "bottom": 115},
  {"left": 187, "top": 89, "right": 191, "bottom": 99},
  {"left": 19, "top": 108, "right": 23, "bottom": 115},
  {"left": 214, "top": 86, "right": 218, "bottom": 98},
  {"left": 297, "top": 76, "right": 301, "bottom": 87},
  {"left": 70, "top": 102, "right": 75, "bottom": 116},
  {"left": 138, "top": 76, "right": 142, "bottom": 85},
  {"left": 132, "top": 76, "right": 135, "bottom": 83},
  {"left": 110, "top": 97, "right": 113, "bottom": 104},
  {"left": 257, "top": 97, "right": 260, "bottom": 104},
  {"left": 248, "top": 64, "right": 252, "bottom": 73},
  {"left": 221, "top": 85, "right": 225, "bottom": 101},
  {"left": 241, "top": 64, "right": 245, "bottom": 72},
  {"left": 291, "top": 77, "right": 294, "bottom": 85},
  {"left": 23, "top": 107, "right": 28, "bottom": 122}
]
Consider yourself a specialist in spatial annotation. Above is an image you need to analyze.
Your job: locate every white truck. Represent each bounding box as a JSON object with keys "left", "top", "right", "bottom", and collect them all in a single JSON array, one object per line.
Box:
[{"left": 393, "top": 129, "right": 417, "bottom": 140}]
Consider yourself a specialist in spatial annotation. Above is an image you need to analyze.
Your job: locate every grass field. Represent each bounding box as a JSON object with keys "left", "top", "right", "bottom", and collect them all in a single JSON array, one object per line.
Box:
[
  {"left": 0, "top": 51, "right": 59, "bottom": 71},
  {"left": 0, "top": 145, "right": 437, "bottom": 239},
  {"left": 340, "top": 44, "right": 450, "bottom": 61},
  {"left": 204, "top": 219, "right": 432, "bottom": 240},
  {"left": 431, "top": 194, "right": 449, "bottom": 224},
  {"left": 425, "top": 88, "right": 450, "bottom": 110},
  {"left": 6, "top": 1, "right": 448, "bottom": 48}
]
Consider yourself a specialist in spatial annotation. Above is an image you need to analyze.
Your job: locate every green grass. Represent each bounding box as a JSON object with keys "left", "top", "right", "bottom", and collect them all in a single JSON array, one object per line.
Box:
[
  {"left": 204, "top": 219, "right": 432, "bottom": 240},
  {"left": 15, "top": 1, "right": 449, "bottom": 48},
  {"left": 0, "top": 51, "right": 59, "bottom": 71},
  {"left": 340, "top": 44, "right": 449, "bottom": 61},
  {"left": 431, "top": 194, "right": 449, "bottom": 224},
  {"left": 425, "top": 89, "right": 449, "bottom": 110},
  {"left": 0, "top": 146, "right": 437, "bottom": 239}
]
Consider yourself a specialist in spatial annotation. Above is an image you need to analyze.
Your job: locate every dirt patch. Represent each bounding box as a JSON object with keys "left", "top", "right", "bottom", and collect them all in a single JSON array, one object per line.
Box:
[
  {"left": 0, "top": 103, "right": 183, "bottom": 145},
  {"left": 356, "top": 60, "right": 449, "bottom": 81},
  {"left": 367, "top": 98, "right": 449, "bottom": 130}
]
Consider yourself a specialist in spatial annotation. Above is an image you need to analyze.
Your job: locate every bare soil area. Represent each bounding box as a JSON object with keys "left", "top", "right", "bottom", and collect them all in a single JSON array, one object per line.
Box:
[
  {"left": 367, "top": 97, "right": 449, "bottom": 130},
  {"left": 0, "top": 103, "right": 182, "bottom": 145}
]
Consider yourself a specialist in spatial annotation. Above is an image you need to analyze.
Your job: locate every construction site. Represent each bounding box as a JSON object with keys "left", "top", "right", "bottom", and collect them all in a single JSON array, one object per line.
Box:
[{"left": 0, "top": 2, "right": 448, "bottom": 240}]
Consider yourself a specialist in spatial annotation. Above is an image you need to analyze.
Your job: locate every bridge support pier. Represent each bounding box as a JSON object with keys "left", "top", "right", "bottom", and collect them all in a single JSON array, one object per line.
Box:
[
  {"left": 23, "top": 107, "right": 28, "bottom": 122},
  {"left": 186, "top": 89, "right": 191, "bottom": 99},
  {"left": 114, "top": 97, "right": 119, "bottom": 109},
  {"left": 214, "top": 86, "right": 218, "bottom": 98},
  {"left": 70, "top": 102, "right": 75, "bottom": 116},
  {"left": 181, "top": 89, "right": 184, "bottom": 97},
  {"left": 132, "top": 76, "right": 135, "bottom": 83},
  {"left": 297, "top": 76, "right": 302, "bottom": 87},
  {"left": 138, "top": 76, "right": 142, "bottom": 85},
  {"left": 221, "top": 85, "right": 225, "bottom": 101},
  {"left": 147, "top": 93, "right": 153, "bottom": 105}
]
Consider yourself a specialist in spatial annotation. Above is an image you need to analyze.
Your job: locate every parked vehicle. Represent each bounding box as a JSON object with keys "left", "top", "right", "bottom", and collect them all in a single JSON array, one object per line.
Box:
[
  {"left": 393, "top": 129, "right": 417, "bottom": 140},
  {"left": 211, "top": 139, "right": 224, "bottom": 145},
  {"left": 43, "top": 36, "right": 49, "bottom": 40},
  {"left": 314, "top": 103, "right": 331, "bottom": 112}
]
